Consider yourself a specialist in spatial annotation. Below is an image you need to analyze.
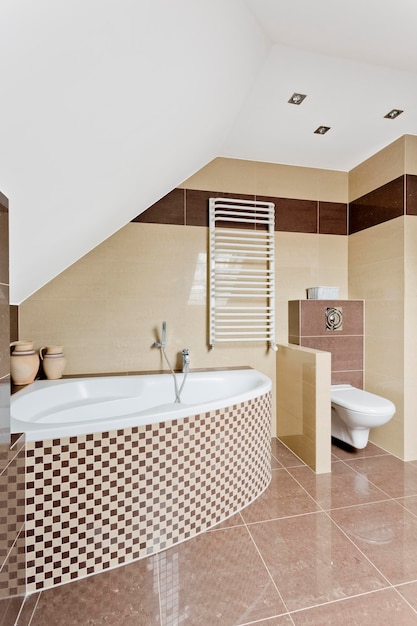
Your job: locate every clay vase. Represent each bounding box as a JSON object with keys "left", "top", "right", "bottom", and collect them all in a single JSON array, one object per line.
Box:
[
  {"left": 40, "top": 346, "right": 66, "bottom": 380},
  {"left": 10, "top": 340, "right": 40, "bottom": 385}
]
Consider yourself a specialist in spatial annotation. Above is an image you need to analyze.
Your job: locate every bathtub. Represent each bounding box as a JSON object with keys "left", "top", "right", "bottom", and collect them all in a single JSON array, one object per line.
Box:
[
  {"left": 12, "top": 369, "right": 272, "bottom": 592},
  {"left": 11, "top": 368, "right": 271, "bottom": 441}
]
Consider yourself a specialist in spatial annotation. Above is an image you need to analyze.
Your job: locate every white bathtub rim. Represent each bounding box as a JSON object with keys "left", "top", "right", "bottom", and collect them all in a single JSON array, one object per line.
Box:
[{"left": 11, "top": 369, "right": 272, "bottom": 442}]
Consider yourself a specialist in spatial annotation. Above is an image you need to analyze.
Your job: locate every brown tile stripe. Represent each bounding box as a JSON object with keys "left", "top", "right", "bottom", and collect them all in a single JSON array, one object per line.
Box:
[
  {"left": 135, "top": 176, "right": 417, "bottom": 234},
  {"left": 25, "top": 392, "right": 271, "bottom": 592},
  {"left": 319, "top": 201, "right": 348, "bottom": 235},
  {"left": 133, "top": 189, "right": 348, "bottom": 235},
  {"left": 349, "top": 176, "right": 404, "bottom": 234},
  {"left": 0, "top": 192, "right": 8, "bottom": 211},
  {"left": 406, "top": 174, "right": 417, "bottom": 216}
]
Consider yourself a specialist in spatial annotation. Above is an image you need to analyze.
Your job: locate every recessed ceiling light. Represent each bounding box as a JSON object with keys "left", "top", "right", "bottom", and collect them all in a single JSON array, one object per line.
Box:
[
  {"left": 314, "top": 126, "right": 331, "bottom": 135},
  {"left": 288, "top": 93, "right": 307, "bottom": 105},
  {"left": 384, "top": 109, "right": 403, "bottom": 119}
]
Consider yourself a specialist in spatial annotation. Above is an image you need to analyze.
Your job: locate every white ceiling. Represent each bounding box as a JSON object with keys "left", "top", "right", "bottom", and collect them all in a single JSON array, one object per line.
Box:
[
  {"left": 222, "top": 0, "right": 417, "bottom": 170},
  {"left": 1, "top": 0, "right": 417, "bottom": 303}
]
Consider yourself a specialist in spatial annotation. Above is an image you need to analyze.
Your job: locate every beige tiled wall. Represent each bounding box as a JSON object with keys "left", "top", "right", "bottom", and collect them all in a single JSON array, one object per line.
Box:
[
  {"left": 404, "top": 216, "right": 417, "bottom": 459},
  {"left": 276, "top": 343, "right": 331, "bottom": 473},
  {"left": 349, "top": 136, "right": 406, "bottom": 202},
  {"left": 405, "top": 134, "right": 417, "bottom": 175},
  {"left": 181, "top": 157, "right": 349, "bottom": 203},
  {"left": 347, "top": 135, "right": 417, "bottom": 460},
  {"left": 18, "top": 144, "right": 417, "bottom": 460},
  {"left": 19, "top": 160, "right": 349, "bottom": 440},
  {"left": 19, "top": 224, "right": 348, "bottom": 438},
  {"left": 348, "top": 218, "right": 405, "bottom": 457},
  {"left": 275, "top": 232, "right": 348, "bottom": 346}
]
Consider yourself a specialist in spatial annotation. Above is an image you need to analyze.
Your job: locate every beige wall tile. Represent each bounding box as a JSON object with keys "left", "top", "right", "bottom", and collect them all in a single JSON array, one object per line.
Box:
[
  {"left": 404, "top": 290, "right": 417, "bottom": 460},
  {"left": 20, "top": 297, "right": 109, "bottom": 374},
  {"left": 180, "top": 157, "right": 348, "bottom": 202},
  {"left": 349, "top": 136, "right": 405, "bottom": 201},
  {"left": 29, "top": 245, "right": 109, "bottom": 302},
  {"left": 276, "top": 343, "right": 331, "bottom": 473},
  {"left": 274, "top": 232, "right": 348, "bottom": 343},
  {"left": 317, "top": 169, "right": 349, "bottom": 203},
  {"left": 365, "top": 335, "right": 404, "bottom": 380},
  {"left": 318, "top": 234, "right": 348, "bottom": 297},
  {"left": 348, "top": 217, "right": 405, "bottom": 268},
  {"left": 405, "top": 135, "right": 417, "bottom": 175},
  {"left": 349, "top": 216, "right": 406, "bottom": 457},
  {"left": 254, "top": 161, "right": 319, "bottom": 199},
  {"left": 404, "top": 217, "right": 417, "bottom": 458},
  {"left": 367, "top": 369, "right": 405, "bottom": 458},
  {"left": 349, "top": 260, "right": 404, "bottom": 301},
  {"left": 315, "top": 351, "right": 332, "bottom": 473},
  {"left": 179, "top": 157, "right": 257, "bottom": 194},
  {"left": 404, "top": 299, "right": 417, "bottom": 381},
  {"left": 365, "top": 300, "right": 405, "bottom": 341},
  {"left": 404, "top": 381, "right": 417, "bottom": 460},
  {"left": 405, "top": 216, "right": 417, "bottom": 286},
  {"left": 276, "top": 232, "right": 319, "bottom": 268}
]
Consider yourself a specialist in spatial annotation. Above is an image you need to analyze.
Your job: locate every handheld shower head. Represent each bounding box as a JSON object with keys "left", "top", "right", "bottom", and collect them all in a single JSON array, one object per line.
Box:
[{"left": 152, "top": 321, "right": 167, "bottom": 349}]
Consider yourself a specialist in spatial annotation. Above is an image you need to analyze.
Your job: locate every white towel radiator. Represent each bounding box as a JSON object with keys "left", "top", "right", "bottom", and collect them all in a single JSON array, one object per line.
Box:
[{"left": 209, "top": 197, "right": 277, "bottom": 351}]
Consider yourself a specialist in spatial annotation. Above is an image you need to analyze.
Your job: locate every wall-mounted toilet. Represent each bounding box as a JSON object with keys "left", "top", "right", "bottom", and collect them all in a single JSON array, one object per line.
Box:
[{"left": 331, "top": 384, "right": 396, "bottom": 449}]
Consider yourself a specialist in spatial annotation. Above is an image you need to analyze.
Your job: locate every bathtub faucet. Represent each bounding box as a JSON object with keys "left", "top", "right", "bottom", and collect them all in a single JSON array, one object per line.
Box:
[{"left": 182, "top": 348, "right": 190, "bottom": 373}]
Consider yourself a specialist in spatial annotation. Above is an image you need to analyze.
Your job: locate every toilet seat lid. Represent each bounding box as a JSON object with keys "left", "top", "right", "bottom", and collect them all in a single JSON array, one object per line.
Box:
[{"left": 331, "top": 384, "right": 396, "bottom": 416}]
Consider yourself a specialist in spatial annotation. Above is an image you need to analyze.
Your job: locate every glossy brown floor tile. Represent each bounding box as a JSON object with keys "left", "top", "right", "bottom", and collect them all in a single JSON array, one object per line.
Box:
[
  {"left": 157, "top": 525, "right": 286, "bottom": 625},
  {"left": 331, "top": 439, "right": 388, "bottom": 461},
  {"left": 248, "top": 512, "right": 387, "bottom": 612},
  {"left": 288, "top": 460, "right": 389, "bottom": 510},
  {"left": 271, "top": 439, "right": 305, "bottom": 468},
  {"left": 396, "top": 495, "right": 417, "bottom": 517},
  {"left": 241, "top": 469, "right": 319, "bottom": 524},
  {"left": 13, "top": 594, "right": 38, "bottom": 626},
  {"left": 21, "top": 555, "right": 160, "bottom": 625},
  {"left": 244, "top": 616, "right": 293, "bottom": 625},
  {"left": 209, "top": 511, "right": 245, "bottom": 531},
  {"left": 396, "top": 581, "right": 417, "bottom": 612},
  {"left": 0, "top": 596, "right": 25, "bottom": 626},
  {"left": 15, "top": 438, "right": 417, "bottom": 625},
  {"left": 344, "top": 454, "right": 417, "bottom": 498},
  {"left": 291, "top": 588, "right": 417, "bottom": 625},
  {"left": 331, "top": 500, "right": 417, "bottom": 584}
]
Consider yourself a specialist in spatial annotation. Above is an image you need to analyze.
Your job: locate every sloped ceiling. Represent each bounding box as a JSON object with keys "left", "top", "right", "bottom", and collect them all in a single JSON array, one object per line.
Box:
[
  {"left": 0, "top": 0, "right": 267, "bottom": 303},
  {"left": 2, "top": 0, "right": 417, "bottom": 303}
]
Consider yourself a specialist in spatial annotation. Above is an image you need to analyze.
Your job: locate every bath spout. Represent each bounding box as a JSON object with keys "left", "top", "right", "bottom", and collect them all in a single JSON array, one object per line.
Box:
[{"left": 182, "top": 348, "right": 190, "bottom": 373}]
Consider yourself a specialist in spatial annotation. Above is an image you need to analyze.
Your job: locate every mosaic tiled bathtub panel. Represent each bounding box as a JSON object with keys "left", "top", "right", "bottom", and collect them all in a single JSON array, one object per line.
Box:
[
  {"left": 0, "top": 438, "right": 26, "bottom": 599},
  {"left": 25, "top": 392, "right": 271, "bottom": 592}
]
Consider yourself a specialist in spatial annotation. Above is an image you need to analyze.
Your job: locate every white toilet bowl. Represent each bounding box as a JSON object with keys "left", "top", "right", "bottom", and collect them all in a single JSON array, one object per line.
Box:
[{"left": 331, "top": 384, "right": 396, "bottom": 449}]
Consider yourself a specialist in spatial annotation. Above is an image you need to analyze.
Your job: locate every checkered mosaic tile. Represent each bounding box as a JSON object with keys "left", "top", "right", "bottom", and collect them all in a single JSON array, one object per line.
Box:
[
  {"left": 25, "top": 392, "right": 271, "bottom": 592},
  {"left": 0, "top": 439, "right": 26, "bottom": 599}
]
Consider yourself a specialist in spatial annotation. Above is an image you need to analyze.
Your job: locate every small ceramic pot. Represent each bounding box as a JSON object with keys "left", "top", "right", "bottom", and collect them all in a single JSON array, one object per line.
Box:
[
  {"left": 10, "top": 341, "right": 39, "bottom": 385},
  {"left": 40, "top": 346, "right": 66, "bottom": 380}
]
